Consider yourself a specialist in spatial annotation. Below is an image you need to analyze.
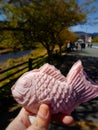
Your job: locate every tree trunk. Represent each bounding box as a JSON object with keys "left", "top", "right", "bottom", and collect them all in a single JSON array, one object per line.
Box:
[
  {"left": 59, "top": 45, "right": 62, "bottom": 56},
  {"left": 47, "top": 49, "right": 53, "bottom": 63}
]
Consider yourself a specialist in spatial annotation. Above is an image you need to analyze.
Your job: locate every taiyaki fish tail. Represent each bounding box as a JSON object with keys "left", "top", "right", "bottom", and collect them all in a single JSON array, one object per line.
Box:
[{"left": 66, "top": 60, "right": 98, "bottom": 107}]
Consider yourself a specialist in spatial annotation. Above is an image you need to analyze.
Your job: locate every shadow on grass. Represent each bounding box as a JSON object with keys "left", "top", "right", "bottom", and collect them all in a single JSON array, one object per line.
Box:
[
  {"left": 0, "top": 54, "right": 98, "bottom": 130},
  {"left": 0, "top": 80, "right": 21, "bottom": 130}
]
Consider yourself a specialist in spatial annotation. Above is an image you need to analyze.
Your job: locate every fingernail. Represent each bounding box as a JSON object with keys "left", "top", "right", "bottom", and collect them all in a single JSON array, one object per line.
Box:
[{"left": 38, "top": 104, "right": 49, "bottom": 119}]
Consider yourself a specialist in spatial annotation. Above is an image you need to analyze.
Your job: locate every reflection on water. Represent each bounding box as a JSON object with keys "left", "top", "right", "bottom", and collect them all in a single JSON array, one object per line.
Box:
[{"left": 0, "top": 50, "right": 31, "bottom": 63}]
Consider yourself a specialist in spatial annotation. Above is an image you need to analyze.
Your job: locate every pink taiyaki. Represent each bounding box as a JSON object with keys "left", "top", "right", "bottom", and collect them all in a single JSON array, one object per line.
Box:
[{"left": 11, "top": 60, "right": 98, "bottom": 115}]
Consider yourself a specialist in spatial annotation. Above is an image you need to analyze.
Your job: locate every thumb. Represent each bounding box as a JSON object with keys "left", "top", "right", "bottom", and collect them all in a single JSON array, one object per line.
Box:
[{"left": 27, "top": 104, "right": 51, "bottom": 130}]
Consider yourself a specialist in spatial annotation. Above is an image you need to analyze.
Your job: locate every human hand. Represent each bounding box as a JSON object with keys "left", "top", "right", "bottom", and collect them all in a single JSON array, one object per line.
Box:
[{"left": 6, "top": 104, "right": 74, "bottom": 130}]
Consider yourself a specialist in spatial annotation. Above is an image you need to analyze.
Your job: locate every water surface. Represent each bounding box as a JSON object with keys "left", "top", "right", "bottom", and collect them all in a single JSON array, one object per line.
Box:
[{"left": 0, "top": 50, "right": 31, "bottom": 63}]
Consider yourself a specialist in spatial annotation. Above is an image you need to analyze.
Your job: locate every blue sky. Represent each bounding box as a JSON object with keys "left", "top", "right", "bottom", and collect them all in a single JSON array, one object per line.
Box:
[
  {"left": 70, "top": 23, "right": 98, "bottom": 33},
  {"left": 70, "top": 13, "right": 98, "bottom": 33},
  {"left": 0, "top": 14, "right": 6, "bottom": 21},
  {"left": 70, "top": 0, "right": 98, "bottom": 33}
]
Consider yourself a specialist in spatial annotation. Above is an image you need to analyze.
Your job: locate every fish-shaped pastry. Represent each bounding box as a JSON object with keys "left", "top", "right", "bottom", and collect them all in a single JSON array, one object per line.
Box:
[{"left": 11, "top": 60, "right": 98, "bottom": 115}]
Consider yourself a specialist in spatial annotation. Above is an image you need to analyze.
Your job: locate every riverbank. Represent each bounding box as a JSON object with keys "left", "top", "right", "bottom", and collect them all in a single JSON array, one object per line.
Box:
[
  {"left": 0, "top": 49, "right": 13, "bottom": 54},
  {"left": 0, "top": 44, "right": 46, "bottom": 70}
]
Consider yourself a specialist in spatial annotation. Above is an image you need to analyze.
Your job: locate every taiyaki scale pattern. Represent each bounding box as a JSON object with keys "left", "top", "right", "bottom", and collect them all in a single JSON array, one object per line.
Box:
[{"left": 11, "top": 60, "right": 98, "bottom": 115}]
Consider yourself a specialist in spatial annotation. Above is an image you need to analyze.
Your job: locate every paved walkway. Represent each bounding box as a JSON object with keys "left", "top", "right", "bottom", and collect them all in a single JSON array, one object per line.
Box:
[
  {"left": 67, "top": 47, "right": 98, "bottom": 58},
  {"left": 67, "top": 46, "right": 98, "bottom": 58}
]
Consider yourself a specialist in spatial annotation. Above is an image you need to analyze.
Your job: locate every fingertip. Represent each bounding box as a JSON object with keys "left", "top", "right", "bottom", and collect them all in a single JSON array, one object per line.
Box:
[
  {"left": 62, "top": 116, "right": 74, "bottom": 125},
  {"left": 37, "top": 104, "right": 51, "bottom": 120},
  {"left": 32, "top": 104, "right": 51, "bottom": 129}
]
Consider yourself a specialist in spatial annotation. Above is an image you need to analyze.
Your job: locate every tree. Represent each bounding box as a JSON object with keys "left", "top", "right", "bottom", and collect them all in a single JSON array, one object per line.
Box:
[
  {"left": 93, "top": 36, "right": 98, "bottom": 43},
  {"left": 58, "top": 28, "right": 78, "bottom": 55},
  {"left": 0, "top": 0, "right": 97, "bottom": 58}
]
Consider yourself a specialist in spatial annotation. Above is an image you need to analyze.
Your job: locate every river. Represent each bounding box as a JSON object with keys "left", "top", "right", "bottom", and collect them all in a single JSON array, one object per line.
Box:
[
  {"left": 0, "top": 50, "right": 31, "bottom": 63},
  {"left": 0, "top": 43, "right": 98, "bottom": 63}
]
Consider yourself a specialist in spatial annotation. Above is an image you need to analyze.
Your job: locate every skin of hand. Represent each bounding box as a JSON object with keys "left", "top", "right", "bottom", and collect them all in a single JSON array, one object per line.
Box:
[{"left": 6, "top": 104, "right": 74, "bottom": 130}]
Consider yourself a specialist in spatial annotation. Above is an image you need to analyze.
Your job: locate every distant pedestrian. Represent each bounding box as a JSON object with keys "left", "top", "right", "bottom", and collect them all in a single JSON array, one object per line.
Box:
[
  {"left": 88, "top": 42, "right": 92, "bottom": 48},
  {"left": 75, "top": 42, "right": 78, "bottom": 50},
  {"left": 67, "top": 41, "right": 71, "bottom": 53},
  {"left": 80, "top": 42, "right": 85, "bottom": 50},
  {"left": 70, "top": 42, "right": 75, "bottom": 51}
]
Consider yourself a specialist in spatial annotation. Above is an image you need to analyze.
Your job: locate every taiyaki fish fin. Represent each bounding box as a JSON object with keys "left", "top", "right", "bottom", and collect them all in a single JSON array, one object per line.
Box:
[
  {"left": 66, "top": 60, "right": 98, "bottom": 105},
  {"left": 66, "top": 60, "right": 83, "bottom": 83},
  {"left": 39, "top": 63, "right": 66, "bottom": 82}
]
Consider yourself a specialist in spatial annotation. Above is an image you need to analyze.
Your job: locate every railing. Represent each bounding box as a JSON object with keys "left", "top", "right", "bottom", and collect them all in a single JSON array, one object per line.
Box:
[{"left": 0, "top": 54, "right": 47, "bottom": 88}]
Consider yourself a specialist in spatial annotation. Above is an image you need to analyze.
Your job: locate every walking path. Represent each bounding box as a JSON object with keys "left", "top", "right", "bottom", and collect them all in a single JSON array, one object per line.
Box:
[{"left": 67, "top": 46, "right": 98, "bottom": 58}]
